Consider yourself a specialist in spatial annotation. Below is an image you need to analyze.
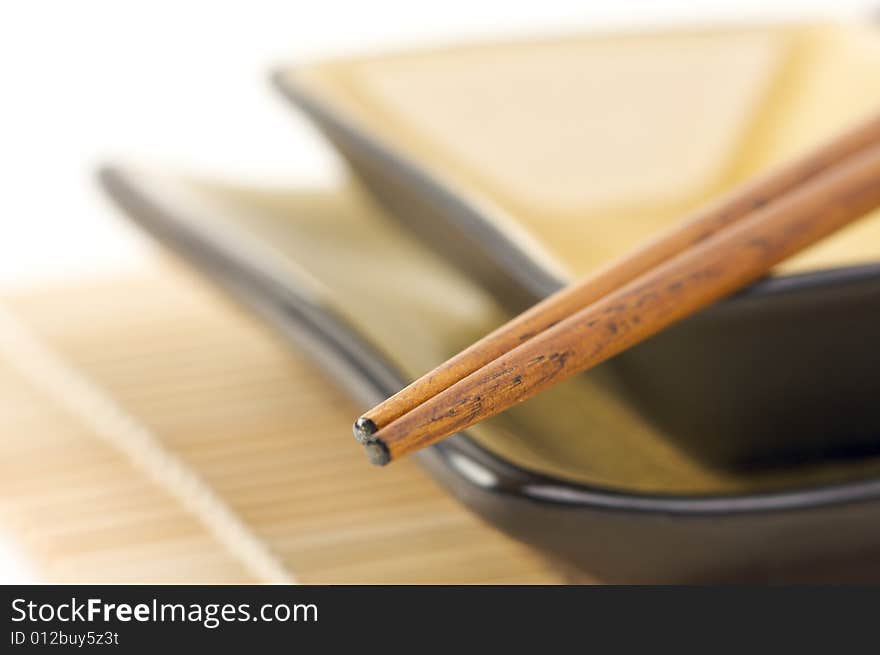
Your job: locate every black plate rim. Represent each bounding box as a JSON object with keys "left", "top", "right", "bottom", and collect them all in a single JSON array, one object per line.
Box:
[{"left": 100, "top": 164, "right": 880, "bottom": 519}]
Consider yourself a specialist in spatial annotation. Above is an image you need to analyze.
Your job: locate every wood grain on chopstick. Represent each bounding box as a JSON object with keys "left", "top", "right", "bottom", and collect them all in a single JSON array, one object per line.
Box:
[
  {"left": 364, "top": 140, "right": 880, "bottom": 465},
  {"left": 354, "top": 112, "right": 880, "bottom": 443}
]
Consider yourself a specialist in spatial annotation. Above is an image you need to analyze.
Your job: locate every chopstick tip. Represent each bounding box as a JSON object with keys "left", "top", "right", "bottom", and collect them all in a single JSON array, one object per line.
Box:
[
  {"left": 364, "top": 439, "right": 391, "bottom": 466},
  {"left": 352, "top": 416, "right": 378, "bottom": 444},
  {"left": 355, "top": 415, "right": 389, "bottom": 465}
]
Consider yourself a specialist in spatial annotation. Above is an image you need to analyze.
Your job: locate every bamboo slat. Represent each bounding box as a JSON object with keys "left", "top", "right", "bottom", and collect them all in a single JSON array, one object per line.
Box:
[{"left": 0, "top": 264, "right": 560, "bottom": 584}]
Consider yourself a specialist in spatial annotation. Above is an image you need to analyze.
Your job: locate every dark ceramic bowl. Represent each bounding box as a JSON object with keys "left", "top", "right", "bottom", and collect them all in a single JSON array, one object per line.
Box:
[
  {"left": 101, "top": 165, "right": 880, "bottom": 582},
  {"left": 273, "top": 71, "right": 880, "bottom": 469}
]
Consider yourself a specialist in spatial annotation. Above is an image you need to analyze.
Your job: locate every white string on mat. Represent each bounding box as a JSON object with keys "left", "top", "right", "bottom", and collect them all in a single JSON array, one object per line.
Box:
[{"left": 0, "top": 301, "right": 296, "bottom": 585}]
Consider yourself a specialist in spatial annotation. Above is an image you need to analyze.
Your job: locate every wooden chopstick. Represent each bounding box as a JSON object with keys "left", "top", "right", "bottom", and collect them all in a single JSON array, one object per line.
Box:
[
  {"left": 353, "top": 112, "right": 880, "bottom": 445},
  {"left": 360, "top": 137, "right": 880, "bottom": 465}
]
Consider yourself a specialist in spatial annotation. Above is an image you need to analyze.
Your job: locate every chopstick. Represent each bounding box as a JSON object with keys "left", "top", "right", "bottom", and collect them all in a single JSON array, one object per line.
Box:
[
  {"left": 353, "top": 112, "right": 880, "bottom": 446},
  {"left": 359, "top": 130, "right": 880, "bottom": 466}
]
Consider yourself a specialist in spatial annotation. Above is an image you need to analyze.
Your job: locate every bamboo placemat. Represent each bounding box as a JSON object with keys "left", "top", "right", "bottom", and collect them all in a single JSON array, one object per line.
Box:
[{"left": 0, "top": 263, "right": 561, "bottom": 584}]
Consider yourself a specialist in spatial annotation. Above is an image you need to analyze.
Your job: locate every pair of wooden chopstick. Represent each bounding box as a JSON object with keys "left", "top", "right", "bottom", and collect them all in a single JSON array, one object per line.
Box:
[{"left": 355, "top": 110, "right": 880, "bottom": 466}]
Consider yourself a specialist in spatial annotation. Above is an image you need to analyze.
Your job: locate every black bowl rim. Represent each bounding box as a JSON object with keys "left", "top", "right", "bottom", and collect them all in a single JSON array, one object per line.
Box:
[
  {"left": 100, "top": 164, "right": 880, "bottom": 519},
  {"left": 273, "top": 70, "right": 880, "bottom": 309}
]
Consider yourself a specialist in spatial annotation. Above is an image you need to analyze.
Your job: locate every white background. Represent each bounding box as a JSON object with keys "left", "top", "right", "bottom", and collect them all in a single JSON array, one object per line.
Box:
[{"left": 0, "top": 0, "right": 874, "bottom": 582}]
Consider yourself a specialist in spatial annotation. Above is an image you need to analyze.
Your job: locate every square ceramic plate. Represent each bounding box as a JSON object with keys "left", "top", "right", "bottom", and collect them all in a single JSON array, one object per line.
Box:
[
  {"left": 101, "top": 165, "right": 880, "bottom": 581},
  {"left": 273, "top": 22, "right": 880, "bottom": 466}
]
